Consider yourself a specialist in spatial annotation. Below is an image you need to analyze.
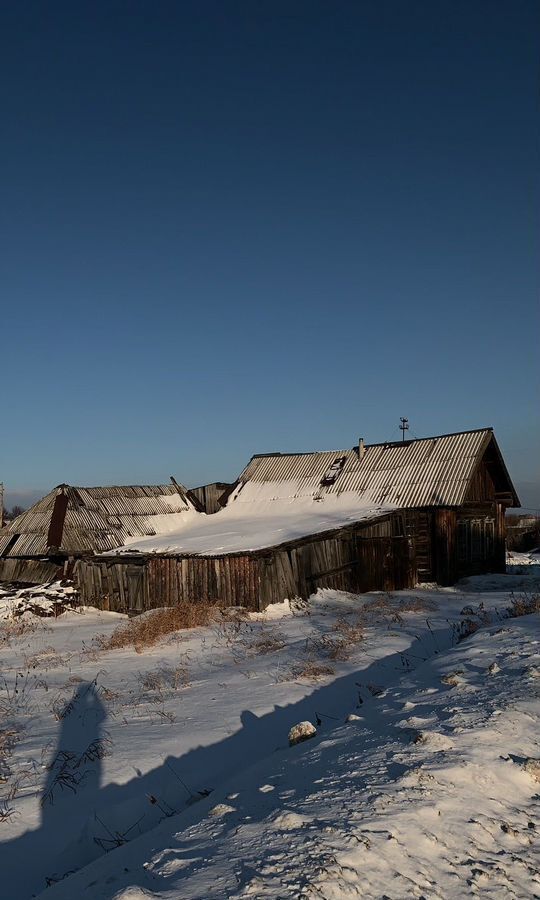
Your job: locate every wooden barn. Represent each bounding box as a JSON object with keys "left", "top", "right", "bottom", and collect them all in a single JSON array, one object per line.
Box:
[
  {"left": 0, "top": 482, "right": 201, "bottom": 584},
  {"left": 74, "top": 428, "right": 519, "bottom": 614}
]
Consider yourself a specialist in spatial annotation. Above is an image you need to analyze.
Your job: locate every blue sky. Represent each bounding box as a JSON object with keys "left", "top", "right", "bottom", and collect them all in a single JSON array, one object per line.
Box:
[{"left": 1, "top": 1, "right": 539, "bottom": 509}]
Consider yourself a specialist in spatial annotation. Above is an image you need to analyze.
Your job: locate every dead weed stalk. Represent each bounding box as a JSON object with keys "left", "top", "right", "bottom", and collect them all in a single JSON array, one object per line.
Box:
[{"left": 508, "top": 592, "right": 540, "bottom": 618}]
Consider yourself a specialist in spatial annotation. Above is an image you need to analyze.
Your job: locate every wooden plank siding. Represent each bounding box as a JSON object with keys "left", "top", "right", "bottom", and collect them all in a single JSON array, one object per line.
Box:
[
  {"left": 5, "top": 498, "right": 507, "bottom": 607},
  {"left": 0, "top": 558, "right": 67, "bottom": 585},
  {"left": 452, "top": 502, "right": 506, "bottom": 580},
  {"left": 74, "top": 512, "right": 419, "bottom": 614},
  {"left": 74, "top": 499, "right": 508, "bottom": 613},
  {"left": 465, "top": 460, "right": 497, "bottom": 503},
  {"left": 189, "top": 483, "right": 231, "bottom": 515}
]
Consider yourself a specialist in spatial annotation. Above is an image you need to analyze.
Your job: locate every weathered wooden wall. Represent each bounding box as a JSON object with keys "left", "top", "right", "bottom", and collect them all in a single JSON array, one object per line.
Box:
[
  {"left": 74, "top": 502, "right": 508, "bottom": 613},
  {"left": 0, "top": 558, "right": 66, "bottom": 584},
  {"left": 428, "top": 501, "right": 505, "bottom": 584},
  {"left": 465, "top": 461, "right": 497, "bottom": 503},
  {"left": 2, "top": 500, "right": 508, "bottom": 603},
  {"left": 403, "top": 510, "right": 433, "bottom": 581},
  {"left": 74, "top": 513, "right": 418, "bottom": 614},
  {"left": 189, "top": 483, "right": 230, "bottom": 515},
  {"left": 454, "top": 502, "right": 505, "bottom": 579}
]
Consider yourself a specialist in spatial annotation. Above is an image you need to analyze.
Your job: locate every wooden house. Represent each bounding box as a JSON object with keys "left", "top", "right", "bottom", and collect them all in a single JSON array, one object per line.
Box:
[{"left": 73, "top": 428, "right": 519, "bottom": 614}]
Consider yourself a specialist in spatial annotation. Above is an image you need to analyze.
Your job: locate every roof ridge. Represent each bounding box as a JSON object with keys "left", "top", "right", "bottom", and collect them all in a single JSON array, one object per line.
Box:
[
  {"left": 56, "top": 483, "right": 177, "bottom": 491},
  {"left": 248, "top": 428, "right": 494, "bottom": 460}
]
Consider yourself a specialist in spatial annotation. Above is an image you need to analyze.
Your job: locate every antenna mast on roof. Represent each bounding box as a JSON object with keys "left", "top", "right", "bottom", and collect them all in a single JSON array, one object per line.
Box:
[{"left": 399, "top": 417, "right": 409, "bottom": 442}]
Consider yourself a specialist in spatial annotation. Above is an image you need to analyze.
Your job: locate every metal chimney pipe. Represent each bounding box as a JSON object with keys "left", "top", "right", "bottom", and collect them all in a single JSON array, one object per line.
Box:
[{"left": 359, "top": 438, "right": 365, "bottom": 460}]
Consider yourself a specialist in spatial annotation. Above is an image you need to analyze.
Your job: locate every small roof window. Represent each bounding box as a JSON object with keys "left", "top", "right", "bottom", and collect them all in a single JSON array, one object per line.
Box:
[{"left": 320, "top": 456, "right": 346, "bottom": 487}]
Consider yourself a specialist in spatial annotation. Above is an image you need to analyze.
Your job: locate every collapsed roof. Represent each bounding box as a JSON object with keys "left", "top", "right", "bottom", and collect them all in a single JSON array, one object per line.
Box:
[{"left": 0, "top": 484, "right": 200, "bottom": 557}]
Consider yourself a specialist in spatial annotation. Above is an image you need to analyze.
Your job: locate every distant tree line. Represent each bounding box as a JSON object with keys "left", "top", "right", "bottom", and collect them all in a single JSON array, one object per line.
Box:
[{"left": 2, "top": 504, "right": 26, "bottom": 525}]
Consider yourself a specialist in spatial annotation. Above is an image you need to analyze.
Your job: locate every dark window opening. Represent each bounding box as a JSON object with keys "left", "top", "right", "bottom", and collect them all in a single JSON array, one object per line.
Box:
[
  {"left": 320, "top": 456, "right": 346, "bottom": 487},
  {"left": 393, "top": 514, "right": 405, "bottom": 537},
  {"left": 1, "top": 534, "right": 20, "bottom": 557}
]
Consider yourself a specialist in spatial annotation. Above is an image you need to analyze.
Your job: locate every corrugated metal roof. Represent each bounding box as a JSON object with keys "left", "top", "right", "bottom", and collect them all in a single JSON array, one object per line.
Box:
[
  {"left": 0, "top": 483, "right": 198, "bottom": 557},
  {"left": 234, "top": 429, "right": 519, "bottom": 510}
]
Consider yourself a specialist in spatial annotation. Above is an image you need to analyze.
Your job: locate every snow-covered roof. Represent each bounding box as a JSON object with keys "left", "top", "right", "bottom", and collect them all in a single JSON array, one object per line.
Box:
[
  {"left": 107, "top": 496, "right": 393, "bottom": 557},
  {"left": 233, "top": 428, "right": 519, "bottom": 509},
  {"left": 97, "top": 428, "right": 518, "bottom": 559},
  {"left": 0, "top": 429, "right": 518, "bottom": 561}
]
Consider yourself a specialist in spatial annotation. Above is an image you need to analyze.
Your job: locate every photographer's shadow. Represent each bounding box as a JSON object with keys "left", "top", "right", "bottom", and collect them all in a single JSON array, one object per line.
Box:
[{"left": 0, "top": 680, "right": 108, "bottom": 896}]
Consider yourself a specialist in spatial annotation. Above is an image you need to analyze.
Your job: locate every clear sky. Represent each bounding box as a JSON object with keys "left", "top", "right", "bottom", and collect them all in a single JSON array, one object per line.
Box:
[{"left": 1, "top": 1, "right": 539, "bottom": 510}]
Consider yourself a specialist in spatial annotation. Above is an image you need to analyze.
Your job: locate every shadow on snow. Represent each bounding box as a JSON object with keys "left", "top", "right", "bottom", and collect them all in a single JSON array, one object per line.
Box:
[{"left": 1, "top": 618, "right": 459, "bottom": 898}]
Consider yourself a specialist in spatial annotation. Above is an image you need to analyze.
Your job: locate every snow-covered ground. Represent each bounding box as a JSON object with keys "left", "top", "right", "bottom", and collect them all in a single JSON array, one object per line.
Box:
[
  {"left": 507, "top": 547, "right": 540, "bottom": 567},
  {"left": 0, "top": 562, "right": 539, "bottom": 898},
  {"left": 0, "top": 582, "right": 79, "bottom": 620}
]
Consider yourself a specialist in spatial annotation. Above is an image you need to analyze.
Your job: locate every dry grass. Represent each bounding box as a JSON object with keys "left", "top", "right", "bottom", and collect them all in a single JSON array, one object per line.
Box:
[
  {"left": 210, "top": 607, "right": 252, "bottom": 648},
  {"left": 97, "top": 685, "right": 120, "bottom": 702},
  {"left": 456, "top": 618, "right": 481, "bottom": 641},
  {"left": 141, "top": 663, "right": 189, "bottom": 693},
  {"left": 99, "top": 604, "right": 220, "bottom": 652},
  {"left": 303, "top": 615, "right": 366, "bottom": 663},
  {"left": 244, "top": 629, "right": 286, "bottom": 656},
  {"left": 330, "top": 616, "right": 365, "bottom": 650},
  {"left": 0, "top": 800, "right": 17, "bottom": 823},
  {"left": 397, "top": 595, "right": 438, "bottom": 613},
  {"left": 25, "top": 647, "right": 68, "bottom": 670},
  {"left": 508, "top": 593, "right": 540, "bottom": 618},
  {"left": 4, "top": 767, "right": 39, "bottom": 801},
  {"left": 283, "top": 593, "right": 431, "bottom": 672},
  {"left": 0, "top": 617, "right": 51, "bottom": 646},
  {"left": 0, "top": 728, "right": 19, "bottom": 773},
  {"left": 155, "top": 708, "right": 176, "bottom": 724},
  {"left": 311, "top": 634, "right": 351, "bottom": 661},
  {"left": 286, "top": 661, "right": 335, "bottom": 681},
  {"left": 218, "top": 606, "right": 251, "bottom": 624},
  {"left": 289, "top": 596, "right": 311, "bottom": 616},
  {"left": 359, "top": 593, "right": 436, "bottom": 623}
]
